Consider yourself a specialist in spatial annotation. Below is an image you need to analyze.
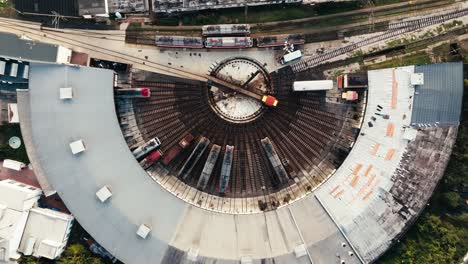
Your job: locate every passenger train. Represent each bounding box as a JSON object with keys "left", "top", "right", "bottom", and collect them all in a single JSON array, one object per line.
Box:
[{"left": 154, "top": 24, "right": 304, "bottom": 49}]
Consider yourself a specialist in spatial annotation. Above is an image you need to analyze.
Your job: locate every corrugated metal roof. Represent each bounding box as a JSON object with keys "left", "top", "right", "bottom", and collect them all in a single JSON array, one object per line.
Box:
[
  {"left": 13, "top": 0, "right": 79, "bottom": 16},
  {"left": 411, "top": 62, "right": 463, "bottom": 126}
]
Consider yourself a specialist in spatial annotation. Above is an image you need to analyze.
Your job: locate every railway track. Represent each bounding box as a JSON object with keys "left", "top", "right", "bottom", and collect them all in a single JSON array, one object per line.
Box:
[
  {"left": 119, "top": 68, "right": 361, "bottom": 206},
  {"left": 291, "top": 8, "right": 468, "bottom": 72}
]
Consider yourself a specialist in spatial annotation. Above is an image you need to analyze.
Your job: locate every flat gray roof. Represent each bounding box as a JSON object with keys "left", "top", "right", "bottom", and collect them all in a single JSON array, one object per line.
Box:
[
  {"left": 0, "top": 32, "right": 58, "bottom": 62},
  {"left": 411, "top": 62, "right": 463, "bottom": 126}
]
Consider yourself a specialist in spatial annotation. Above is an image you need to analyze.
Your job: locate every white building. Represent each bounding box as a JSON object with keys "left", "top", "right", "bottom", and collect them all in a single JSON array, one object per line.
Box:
[{"left": 0, "top": 180, "right": 74, "bottom": 263}]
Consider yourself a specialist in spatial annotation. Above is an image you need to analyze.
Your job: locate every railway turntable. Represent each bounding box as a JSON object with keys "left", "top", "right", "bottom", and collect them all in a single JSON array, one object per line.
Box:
[{"left": 117, "top": 56, "right": 365, "bottom": 209}]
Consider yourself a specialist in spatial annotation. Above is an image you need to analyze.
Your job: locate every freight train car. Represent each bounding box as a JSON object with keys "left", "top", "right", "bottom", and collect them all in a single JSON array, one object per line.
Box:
[
  {"left": 219, "top": 145, "right": 234, "bottom": 195},
  {"left": 202, "top": 24, "right": 250, "bottom": 36},
  {"left": 115, "top": 88, "right": 151, "bottom": 98},
  {"left": 205, "top": 37, "right": 253, "bottom": 49},
  {"left": 155, "top": 35, "right": 204, "bottom": 49},
  {"left": 178, "top": 137, "right": 210, "bottom": 180},
  {"left": 261, "top": 137, "right": 288, "bottom": 186},
  {"left": 197, "top": 144, "right": 221, "bottom": 190},
  {"left": 162, "top": 134, "right": 195, "bottom": 166},
  {"left": 132, "top": 137, "right": 161, "bottom": 161},
  {"left": 256, "top": 34, "right": 305, "bottom": 47},
  {"left": 140, "top": 150, "right": 163, "bottom": 169}
]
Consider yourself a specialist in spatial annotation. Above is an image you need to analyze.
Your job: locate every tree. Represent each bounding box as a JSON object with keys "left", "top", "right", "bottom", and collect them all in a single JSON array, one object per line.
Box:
[
  {"left": 57, "top": 243, "right": 103, "bottom": 264},
  {"left": 442, "top": 192, "right": 461, "bottom": 209}
]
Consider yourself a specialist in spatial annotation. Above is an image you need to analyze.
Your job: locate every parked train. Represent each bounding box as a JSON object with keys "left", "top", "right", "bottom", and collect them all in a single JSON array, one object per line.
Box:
[
  {"left": 115, "top": 88, "right": 151, "bottom": 98},
  {"left": 155, "top": 36, "right": 204, "bottom": 49},
  {"left": 219, "top": 145, "right": 234, "bottom": 195},
  {"left": 197, "top": 144, "right": 221, "bottom": 190},
  {"left": 154, "top": 34, "right": 304, "bottom": 49},
  {"left": 292, "top": 80, "right": 333, "bottom": 92},
  {"left": 178, "top": 137, "right": 210, "bottom": 180},
  {"left": 140, "top": 149, "right": 163, "bottom": 169},
  {"left": 162, "top": 134, "right": 195, "bottom": 165},
  {"left": 202, "top": 24, "right": 250, "bottom": 36},
  {"left": 132, "top": 137, "right": 161, "bottom": 161},
  {"left": 205, "top": 37, "right": 253, "bottom": 49},
  {"left": 261, "top": 137, "right": 289, "bottom": 186}
]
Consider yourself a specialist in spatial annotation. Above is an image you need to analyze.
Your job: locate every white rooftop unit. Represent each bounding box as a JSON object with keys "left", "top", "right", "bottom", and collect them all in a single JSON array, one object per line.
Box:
[
  {"left": 293, "top": 80, "right": 333, "bottom": 92},
  {"left": 22, "top": 65, "right": 29, "bottom": 79},
  {"left": 294, "top": 244, "right": 307, "bottom": 258},
  {"left": 96, "top": 186, "right": 112, "bottom": 202},
  {"left": 410, "top": 73, "right": 424, "bottom": 85},
  {"left": 0, "top": 61, "right": 5, "bottom": 75},
  {"left": 59, "top": 87, "right": 73, "bottom": 100},
  {"left": 3, "top": 159, "right": 26, "bottom": 171},
  {"left": 9, "top": 63, "right": 18, "bottom": 77},
  {"left": 69, "top": 140, "right": 85, "bottom": 154},
  {"left": 136, "top": 224, "right": 151, "bottom": 239}
]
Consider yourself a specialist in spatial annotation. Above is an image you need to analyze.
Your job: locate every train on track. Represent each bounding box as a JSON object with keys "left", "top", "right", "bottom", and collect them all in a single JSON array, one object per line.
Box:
[
  {"left": 197, "top": 144, "right": 221, "bottom": 190},
  {"left": 154, "top": 33, "right": 304, "bottom": 49},
  {"left": 132, "top": 137, "right": 161, "bottom": 161},
  {"left": 219, "top": 145, "right": 234, "bottom": 195},
  {"left": 178, "top": 137, "right": 210, "bottom": 180}
]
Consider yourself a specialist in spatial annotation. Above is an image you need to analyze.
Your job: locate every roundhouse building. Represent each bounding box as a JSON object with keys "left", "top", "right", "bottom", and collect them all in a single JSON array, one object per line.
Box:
[{"left": 16, "top": 61, "right": 463, "bottom": 264}]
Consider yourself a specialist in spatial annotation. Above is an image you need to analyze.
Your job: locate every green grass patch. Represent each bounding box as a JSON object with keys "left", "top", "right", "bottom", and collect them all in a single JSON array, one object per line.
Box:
[{"left": 365, "top": 52, "right": 431, "bottom": 70}]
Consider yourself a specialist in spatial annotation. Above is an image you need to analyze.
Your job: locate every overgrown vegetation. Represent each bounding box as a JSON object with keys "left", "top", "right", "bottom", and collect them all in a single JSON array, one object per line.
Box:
[{"left": 156, "top": 1, "right": 364, "bottom": 26}]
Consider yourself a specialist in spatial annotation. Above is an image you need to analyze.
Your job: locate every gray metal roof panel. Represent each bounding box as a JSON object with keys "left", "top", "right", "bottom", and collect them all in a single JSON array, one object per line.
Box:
[
  {"left": 411, "top": 62, "right": 463, "bottom": 125},
  {"left": 20, "top": 62, "right": 188, "bottom": 263}
]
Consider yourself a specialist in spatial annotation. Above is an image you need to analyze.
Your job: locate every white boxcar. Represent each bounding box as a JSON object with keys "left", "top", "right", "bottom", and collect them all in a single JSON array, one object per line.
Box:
[{"left": 292, "top": 80, "right": 333, "bottom": 92}]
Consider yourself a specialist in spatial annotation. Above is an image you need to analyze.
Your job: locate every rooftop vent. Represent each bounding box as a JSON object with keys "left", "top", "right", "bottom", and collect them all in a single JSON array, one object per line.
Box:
[
  {"left": 136, "top": 224, "right": 151, "bottom": 239},
  {"left": 60, "top": 87, "right": 73, "bottom": 100},
  {"left": 294, "top": 244, "right": 307, "bottom": 258},
  {"left": 69, "top": 140, "right": 85, "bottom": 155},
  {"left": 96, "top": 186, "right": 112, "bottom": 202},
  {"left": 410, "top": 73, "right": 424, "bottom": 85}
]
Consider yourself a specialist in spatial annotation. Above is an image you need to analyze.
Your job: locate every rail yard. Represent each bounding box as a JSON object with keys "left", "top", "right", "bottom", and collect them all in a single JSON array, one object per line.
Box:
[{"left": 0, "top": 1, "right": 466, "bottom": 264}]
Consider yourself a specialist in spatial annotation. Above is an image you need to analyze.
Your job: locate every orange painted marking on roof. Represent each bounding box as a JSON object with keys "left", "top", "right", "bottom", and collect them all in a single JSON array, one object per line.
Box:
[
  {"left": 392, "top": 69, "right": 398, "bottom": 109},
  {"left": 366, "top": 174, "right": 377, "bottom": 187},
  {"left": 386, "top": 123, "right": 395, "bottom": 137},
  {"left": 362, "top": 191, "right": 373, "bottom": 201},
  {"left": 364, "top": 165, "right": 373, "bottom": 177},
  {"left": 350, "top": 175, "right": 360, "bottom": 187},
  {"left": 371, "top": 144, "right": 380, "bottom": 156},
  {"left": 385, "top": 148, "right": 396, "bottom": 161},
  {"left": 333, "top": 189, "right": 345, "bottom": 198},
  {"left": 352, "top": 164, "right": 363, "bottom": 175},
  {"left": 329, "top": 185, "right": 340, "bottom": 195}
]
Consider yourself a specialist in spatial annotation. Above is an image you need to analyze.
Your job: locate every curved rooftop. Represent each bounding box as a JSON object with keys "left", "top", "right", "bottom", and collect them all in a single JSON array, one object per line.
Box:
[{"left": 17, "top": 61, "right": 463, "bottom": 264}]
